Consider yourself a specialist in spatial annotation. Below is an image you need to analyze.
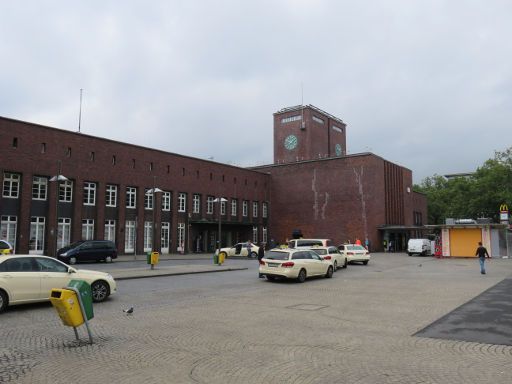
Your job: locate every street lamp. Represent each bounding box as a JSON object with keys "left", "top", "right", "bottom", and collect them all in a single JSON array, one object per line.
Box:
[
  {"left": 146, "top": 177, "right": 163, "bottom": 270},
  {"left": 213, "top": 197, "right": 228, "bottom": 255},
  {"left": 49, "top": 160, "right": 68, "bottom": 257}
]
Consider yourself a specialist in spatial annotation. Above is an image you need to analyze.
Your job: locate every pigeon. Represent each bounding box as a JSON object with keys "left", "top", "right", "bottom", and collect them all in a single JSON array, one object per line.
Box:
[{"left": 123, "top": 306, "right": 134, "bottom": 314}]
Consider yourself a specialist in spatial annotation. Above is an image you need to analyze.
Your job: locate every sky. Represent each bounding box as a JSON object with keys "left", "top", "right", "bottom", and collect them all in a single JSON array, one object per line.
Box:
[{"left": 1, "top": 1, "right": 511, "bottom": 183}]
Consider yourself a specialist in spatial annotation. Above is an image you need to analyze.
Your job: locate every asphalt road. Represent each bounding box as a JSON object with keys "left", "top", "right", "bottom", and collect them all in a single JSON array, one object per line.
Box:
[{"left": 2, "top": 253, "right": 512, "bottom": 384}]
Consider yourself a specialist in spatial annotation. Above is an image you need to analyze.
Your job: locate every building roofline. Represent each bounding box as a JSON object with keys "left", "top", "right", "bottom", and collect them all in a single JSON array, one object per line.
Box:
[
  {"left": 274, "top": 104, "right": 345, "bottom": 125},
  {"left": 0, "top": 115, "right": 268, "bottom": 176},
  {"left": 250, "top": 151, "right": 412, "bottom": 173},
  {"left": 425, "top": 224, "right": 508, "bottom": 229}
]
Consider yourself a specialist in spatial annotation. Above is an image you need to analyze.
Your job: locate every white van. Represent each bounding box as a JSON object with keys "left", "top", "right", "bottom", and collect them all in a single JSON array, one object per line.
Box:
[
  {"left": 288, "top": 239, "right": 331, "bottom": 249},
  {"left": 407, "top": 239, "right": 431, "bottom": 256}
]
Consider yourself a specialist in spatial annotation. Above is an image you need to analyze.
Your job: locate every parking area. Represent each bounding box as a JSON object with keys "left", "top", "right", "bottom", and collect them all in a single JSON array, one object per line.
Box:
[{"left": 1, "top": 253, "right": 512, "bottom": 384}]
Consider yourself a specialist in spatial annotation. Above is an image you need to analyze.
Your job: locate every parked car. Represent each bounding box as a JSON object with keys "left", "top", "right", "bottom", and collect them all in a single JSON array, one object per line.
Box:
[
  {"left": 407, "top": 238, "right": 432, "bottom": 256},
  {"left": 259, "top": 248, "right": 334, "bottom": 282},
  {"left": 0, "top": 240, "right": 14, "bottom": 255},
  {"left": 0, "top": 255, "right": 117, "bottom": 313},
  {"left": 57, "top": 240, "right": 117, "bottom": 264},
  {"left": 308, "top": 245, "right": 348, "bottom": 270},
  {"left": 338, "top": 244, "right": 370, "bottom": 265},
  {"left": 287, "top": 238, "right": 332, "bottom": 248},
  {"left": 219, "top": 242, "right": 259, "bottom": 258}
]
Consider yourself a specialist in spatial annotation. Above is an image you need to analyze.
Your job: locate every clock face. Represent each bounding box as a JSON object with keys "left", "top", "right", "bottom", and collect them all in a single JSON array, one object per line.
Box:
[
  {"left": 284, "top": 135, "right": 298, "bottom": 150},
  {"left": 335, "top": 143, "right": 342, "bottom": 156}
]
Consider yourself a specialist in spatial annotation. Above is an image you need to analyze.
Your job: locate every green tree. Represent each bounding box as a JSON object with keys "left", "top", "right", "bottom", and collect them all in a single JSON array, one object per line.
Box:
[{"left": 415, "top": 147, "right": 512, "bottom": 224}]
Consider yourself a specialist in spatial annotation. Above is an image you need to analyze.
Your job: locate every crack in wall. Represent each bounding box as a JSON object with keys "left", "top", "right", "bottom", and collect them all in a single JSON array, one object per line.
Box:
[{"left": 353, "top": 166, "right": 368, "bottom": 240}]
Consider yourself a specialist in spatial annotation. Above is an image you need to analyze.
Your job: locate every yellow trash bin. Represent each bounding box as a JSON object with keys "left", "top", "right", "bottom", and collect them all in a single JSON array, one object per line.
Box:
[
  {"left": 150, "top": 251, "right": 159, "bottom": 265},
  {"left": 50, "top": 288, "right": 85, "bottom": 327},
  {"left": 218, "top": 252, "right": 225, "bottom": 265}
]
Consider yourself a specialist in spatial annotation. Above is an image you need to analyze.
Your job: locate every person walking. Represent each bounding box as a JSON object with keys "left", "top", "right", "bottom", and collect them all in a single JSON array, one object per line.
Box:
[
  {"left": 258, "top": 243, "right": 265, "bottom": 261},
  {"left": 246, "top": 240, "right": 253, "bottom": 258},
  {"left": 258, "top": 243, "right": 265, "bottom": 278},
  {"left": 475, "top": 241, "right": 491, "bottom": 274}
]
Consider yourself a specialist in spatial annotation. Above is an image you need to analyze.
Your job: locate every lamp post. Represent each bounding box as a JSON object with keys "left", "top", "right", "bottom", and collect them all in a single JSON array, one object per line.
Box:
[
  {"left": 213, "top": 197, "right": 228, "bottom": 255},
  {"left": 49, "top": 160, "right": 68, "bottom": 257},
  {"left": 146, "top": 177, "right": 163, "bottom": 270}
]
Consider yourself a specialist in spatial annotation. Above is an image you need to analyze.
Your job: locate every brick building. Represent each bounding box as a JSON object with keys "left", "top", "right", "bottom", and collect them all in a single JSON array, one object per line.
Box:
[
  {"left": 254, "top": 105, "right": 428, "bottom": 251},
  {"left": 0, "top": 105, "right": 427, "bottom": 255}
]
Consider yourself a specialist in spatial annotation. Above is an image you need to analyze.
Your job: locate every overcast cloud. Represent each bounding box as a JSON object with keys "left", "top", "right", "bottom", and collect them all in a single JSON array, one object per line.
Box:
[{"left": 1, "top": 1, "right": 511, "bottom": 182}]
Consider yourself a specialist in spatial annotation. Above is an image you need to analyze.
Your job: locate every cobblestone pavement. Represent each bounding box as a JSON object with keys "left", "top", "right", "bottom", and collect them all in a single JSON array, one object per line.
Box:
[{"left": 2, "top": 253, "right": 512, "bottom": 384}]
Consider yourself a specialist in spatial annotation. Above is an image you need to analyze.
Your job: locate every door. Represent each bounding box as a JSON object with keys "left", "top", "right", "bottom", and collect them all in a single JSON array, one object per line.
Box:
[
  {"left": 29, "top": 217, "right": 45, "bottom": 255},
  {"left": 1, "top": 216, "right": 17, "bottom": 253},
  {"left": 35, "top": 257, "right": 72, "bottom": 299},
  {"left": 1, "top": 257, "right": 41, "bottom": 302},
  {"left": 161, "top": 222, "right": 170, "bottom": 254},
  {"left": 450, "top": 228, "right": 481, "bottom": 257},
  {"left": 125, "top": 221, "right": 135, "bottom": 253}
]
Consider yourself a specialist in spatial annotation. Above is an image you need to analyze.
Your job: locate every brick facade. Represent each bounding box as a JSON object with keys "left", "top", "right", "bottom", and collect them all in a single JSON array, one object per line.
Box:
[
  {"left": 0, "top": 104, "right": 427, "bottom": 255},
  {"left": 1, "top": 117, "right": 270, "bottom": 255}
]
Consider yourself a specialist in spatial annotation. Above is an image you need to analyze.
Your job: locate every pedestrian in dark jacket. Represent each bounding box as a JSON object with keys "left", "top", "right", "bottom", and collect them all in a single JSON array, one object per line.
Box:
[
  {"left": 475, "top": 241, "right": 490, "bottom": 274},
  {"left": 258, "top": 243, "right": 265, "bottom": 261}
]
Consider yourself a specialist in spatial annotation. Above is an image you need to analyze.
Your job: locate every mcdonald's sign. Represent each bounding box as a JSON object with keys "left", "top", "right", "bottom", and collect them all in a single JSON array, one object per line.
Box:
[{"left": 500, "top": 204, "right": 509, "bottom": 222}]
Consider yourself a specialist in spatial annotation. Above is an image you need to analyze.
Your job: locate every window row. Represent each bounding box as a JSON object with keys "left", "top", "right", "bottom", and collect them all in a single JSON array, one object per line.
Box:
[
  {"left": 2, "top": 173, "right": 269, "bottom": 217},
  {"left": 2, "top": 215, "right": 268, "bottom": 254}
]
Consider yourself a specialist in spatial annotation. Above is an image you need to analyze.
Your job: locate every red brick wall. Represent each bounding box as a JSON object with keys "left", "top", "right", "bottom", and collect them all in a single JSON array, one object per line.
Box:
[
  {"left": 0, "top": 117, "right": 271, "bottom": 254},
  {"left": 255, "top": 154, "right": 387, "bottom": 248}
]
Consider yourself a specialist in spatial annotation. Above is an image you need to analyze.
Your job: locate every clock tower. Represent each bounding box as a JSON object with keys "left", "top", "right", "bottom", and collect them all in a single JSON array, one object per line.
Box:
[{"left": 273, "top": 105, "right": 347, "bottom": 164}]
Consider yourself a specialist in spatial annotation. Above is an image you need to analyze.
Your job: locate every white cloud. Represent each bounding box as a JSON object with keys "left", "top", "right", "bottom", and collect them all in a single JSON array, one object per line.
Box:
[{"left": 1, "top": 0, "right": 511, "bottom": 182}]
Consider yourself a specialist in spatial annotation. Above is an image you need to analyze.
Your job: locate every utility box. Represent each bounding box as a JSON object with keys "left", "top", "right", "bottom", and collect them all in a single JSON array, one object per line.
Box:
[
  {"left": 151, "top": 252, "right": 159, "bottom": 265},
  {"left": 67, "top": 280, "right": 94, "bottom": 320},
  {"left": 50, "top": 289, "right": 85, "bottom": 327},
  {"left": 147, "top": 251, "right": 159, "bottom": 265}
]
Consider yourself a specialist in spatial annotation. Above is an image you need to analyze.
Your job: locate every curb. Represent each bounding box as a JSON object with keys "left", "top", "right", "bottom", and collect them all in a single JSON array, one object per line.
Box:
[{"left": 112, "top": 267, "right": 248, "bottom": 280}]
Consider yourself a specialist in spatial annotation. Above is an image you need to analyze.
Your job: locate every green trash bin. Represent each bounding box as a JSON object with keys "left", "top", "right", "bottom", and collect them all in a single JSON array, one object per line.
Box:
[
  {"left": 146, "top": 252, "right": 152, "bottom": 264},
  {"left": 67, "top": 279, "right": 94, "bottom": 320},
  {"left": 213, "top": 254, "right": 219, "bottom": 265}
]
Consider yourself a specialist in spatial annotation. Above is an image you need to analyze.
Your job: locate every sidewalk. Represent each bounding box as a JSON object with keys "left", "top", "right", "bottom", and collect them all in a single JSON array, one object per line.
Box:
[
  {"left": 116, "top": 252, "right": 216, "bottom": 262},
  {"left": 110, "top": 253, "right": 248, "bottom": 280}
]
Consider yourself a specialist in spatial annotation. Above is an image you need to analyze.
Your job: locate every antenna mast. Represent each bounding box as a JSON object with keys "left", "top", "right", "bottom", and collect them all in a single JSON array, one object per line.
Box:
[{"left": 78, "top": 88, "right": 83, "bottom": 133}]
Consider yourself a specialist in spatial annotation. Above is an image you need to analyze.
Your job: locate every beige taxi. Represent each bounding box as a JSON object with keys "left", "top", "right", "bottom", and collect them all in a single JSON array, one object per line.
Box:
[
  {"left": 308, "top": 245, "right": 348, "bottom": 270},
  {"left": 338, "top": 244, "right": 371, "bottom": 265},
  {"left": 219, "top": 242, "right": 260, "bottom": 258},
  {"left": 0, "top": 255, "right": 117, "bottom": 313},
  {"left": 259, "top": 248, "right": 334, "bottom": 282}
]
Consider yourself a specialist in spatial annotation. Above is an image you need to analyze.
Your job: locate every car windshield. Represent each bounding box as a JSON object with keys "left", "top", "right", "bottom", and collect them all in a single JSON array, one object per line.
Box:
[
  {"left": 59, "top": 241, "right": 85, "bottom": 251},
  {"left": 264, "top": 250, "right": 290, "bottom": 260},
  {"left": 310, "top": 249, "right": 327, "bottom": 255}
]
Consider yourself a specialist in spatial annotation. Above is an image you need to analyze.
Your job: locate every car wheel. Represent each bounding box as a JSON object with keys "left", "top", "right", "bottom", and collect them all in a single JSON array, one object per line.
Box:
[
  {"left": 325, "top": 266, "right": 333, "bottom": 278},
  {"left": 105, "top": 256, "right": 113, "bottom": 263},
  {"left": 342, "top": 258, "right": 348, "bottom": 268},
  {"left": 249, "top": 252, "right": 257, "bottom": 259},
  {"left": 333, "top": 261, "right": 338, "bottom": 271},
  {"left": 0, "top": 290, "right": 8, "bottom": 313},
  {"left": 266, "top": 276, "right": 275, "bottom": 281},
  {"left": 408, "top": 253, "right": 413, "bottom": 256},
  {"left": 91, "top": 280, "right": 110, "bottom": 302},
  {"left": 363, "top": 260, "right": 369, "bottom": 265},
  {"left": 69, "top": 257, "right": 77, "bottom": 265},
  {"left": 297, "top": 269, "right": 307, "bottom": 283}
]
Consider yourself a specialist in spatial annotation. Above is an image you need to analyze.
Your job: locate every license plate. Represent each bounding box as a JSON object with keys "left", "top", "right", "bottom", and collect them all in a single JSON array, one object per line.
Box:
[{"left": 268, "top": 263, "right": 279, "bottom": 267}]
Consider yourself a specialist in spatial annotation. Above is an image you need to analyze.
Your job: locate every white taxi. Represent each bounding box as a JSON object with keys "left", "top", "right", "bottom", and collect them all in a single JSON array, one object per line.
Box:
[
  {"left": 308, "top": 246, "right": 348, "bottom": 270},
  {"left": 259, "top": 248, "right": 334, "bottom": 282},
  {"left": 338, "top": 244, "right": 371, "bottom": 265},
  {"left": 219, "top": 242, "right": 260, "bottom": 258},
  {"left": 0, "top": 255, "right": 117, "bottom": 313}
]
